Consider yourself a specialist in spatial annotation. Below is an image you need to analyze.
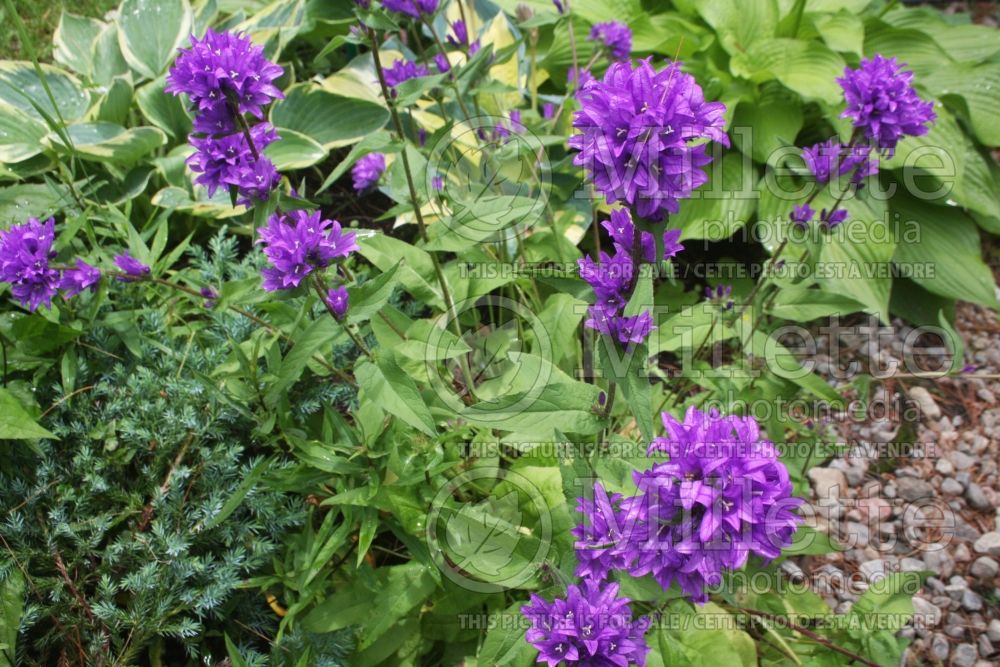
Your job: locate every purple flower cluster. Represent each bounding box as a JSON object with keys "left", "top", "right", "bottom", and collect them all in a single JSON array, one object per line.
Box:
[
  {"left": 113, "top": 252, "right": 151, "bottom": 280},
  {"left": 0, "top": 218, "right": 63, "bottom": 311},
  {"left": 791, "top": 204, "right": 814, "bottom": 227},
  {"left": 166, "top": 29, "right": 284, "bottom": 206},
  {"left": 588, "top": 21, "right": 632, "bottom": 61},
  {"left": 383, "top": 58, "right": 431, "bottom": 90},
  {"left": 578, "top": 209, "right": 682, "bottom": 345},
  {"left": 325, "top": 285, "right": 350, "bottom": 321},
  {"left": 801, "top": 139, "right": 878, "bottom": 185},
  {"left": 573, "top": 408, "right": 802, "bottom": 604},
  {"left": 352, "top": 152, "right": 386, "bottom": 192},
  {"left": 187, "top": 124, "right": 281, "bottom": 205},
  {"left": 704, "top": 284, "right": 733, "bottom": 310},
  {"left": 0, "top": 219, "right": 155, "bottom": 311},
  {"left": 256, "top": 209, "right": 358, "bottom": 292},
  {"left": 837, "top": 55, "right": 936, "bottom": 155},
  {"left": 570, "top": 58, "right": 729, "bottom": 221},
  {"left": 382, "top": 0, "right": 438, "bottom": 18},
  {"left": 790, "top": 53, "right": 935, "bottom": 232},
  {"left": 522, "top": 580, "right": 651, "bottom": 667},
  {"left": 61, "top": 259, "right": 101, "bottom": 298},
  {"left": 447, "top": 20, "right": 468, "bottom": 47}
]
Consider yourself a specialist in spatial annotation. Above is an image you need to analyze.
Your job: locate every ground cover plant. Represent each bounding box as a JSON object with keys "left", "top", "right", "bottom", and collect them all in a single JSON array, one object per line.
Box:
[{"left": 0, "top": 0, "right": 998, "bottom": 665}]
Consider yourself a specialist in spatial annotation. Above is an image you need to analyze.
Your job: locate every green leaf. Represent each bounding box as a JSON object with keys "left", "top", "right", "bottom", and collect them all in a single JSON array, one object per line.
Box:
[
  {"left": 223, "top": 634, "right": 248, "bottom": 667},
  {"left": 265, "top": 316, "right": 342, "bottom": 407},
  {"left": 47, "top": 123, "right": 166, "bottom": 164},
  {"left": 356, "top": 356, "right": 438, "bottom": 436},
  {"left": 923, "top": 63, "right": 1000, "bottom": 147},
  {"left": 630, "top": 14, "right": 709, "bottom": 57},
  {"left": 10, "top": 314, "right": 82, "bottom": 354},
  {"left": 599, "top": 336, "right": 654, "bottom": 443},
  {"left": 890, "top": 193, "right": 996, "bottom": 307},
  {"left": 201, "top": 456, "right": 272, "bottom": 530},
  {"left": 435, "top": 491, "right": 543, "bottom": 589},
  {"left": 150, "top": 186, "right": 248, "bottom": 218},
  {"left": 812, "top": 10, "right": 863, "bottom": 56},
  {"left": 96, "top": 77, "right": 133, "bottom": 125},
  {"left": 0, "top": 101, "right": 47, "bottom": 163},
  {"left": 346, "top": 261, "right": 400, "bottom": 324},
  {"left": 0, "top": 61, "right": 90, "bottom": 124},
  {"left": 478, "top": 601, "right": 534, "bottom": 666},
  {"left": 536, "top": 293, "right": 586, "bottom": 369},
  {"left": 748, "top": 330, "right": 841, "bottom": 403},
  {"left": 356, "top": 234, "right": 444, "bottom": 310},
  {"left": 784, "top": 525, "right": 836, "bottom": 555},
  {"left": 232, "top": 0, "right": 306, "bottom": 59},
  {"left": 732, "top": 85, "right": 803, "bottom": 165},
  {"left": 264, "top": 128, "right": 327, "bottom": 170},
  {"left": 850, "top": 571, "right": 927, "bottom": 633},
  {"left": 0, "top": 570, "right": 24, "bottom": 667},
  {"left": 271, "top": 83, "right": 389, "bottom": 150},
  {"left": 302, "top": 562, "right": 437, "bottom": 650},
  {"left": 864, "top": 22, "right": 949, "bottom": 78},
  {"left": 53, "top": 12, "right": 103, "bottom": 77},
  {"left": 768, "top": 287, "right": 864, "bottom": 321},
  {"left": 0, "top": 387, "right": 56, "bottom": 440},
  {"left": 672, "top": 603, "right": 757, "bottom": 667},
  {"left": 731, "top": 38, "right": 845, "bottom": 102},
  {"left": 0, "top": 183, "right": 67, "bottom": 222},
  {"left": 461, "top": 381, "right": 604, "bottom": 435},
  {"left": 116, "top": 0, "right": 193, "bottom": 80},
  {"left": 697, "top": 0, "right": 778, "bottom": 56},
  {"left": 396, "top": 319, "right": 471, "bottom": 362},
  {"left": 135, "top": 77, "right": 192, "bottom": 141},
  {"left": 92, "top": 24, "right": 130, "bottom": 86},
  {"left": 673, "top": 150, "right": 759, "bottom": 240},
  {"left": 883, "top": 8, "right": 1000, "bottom": 64},
  {"left": 356, "top": 507, "right": 378, "bottom": 567}
]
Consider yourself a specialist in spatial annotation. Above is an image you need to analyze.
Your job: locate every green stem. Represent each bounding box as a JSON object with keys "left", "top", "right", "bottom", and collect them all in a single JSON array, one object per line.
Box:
[{"left": 368, "top": 28, "right": 471, "bottom": 380}]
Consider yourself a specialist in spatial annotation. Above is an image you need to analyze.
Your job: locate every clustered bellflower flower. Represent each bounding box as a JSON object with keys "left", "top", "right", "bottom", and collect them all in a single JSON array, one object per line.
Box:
[
  {"left": 790, "top": 54, "right": 934, "bottom": 233},
  {"left": 325, "top": 285, "right": 350, "bottom": 321},
  {"left": 0, "top": 218, "right": 109, "bottom": 311},
  {"left": 60, "top": 259, "right": 101, "bottom": 298},
  {"left": 447, "top": 20, "right": 468, "bottom": 47},
  {"left": 588, "top": 21, "right": 632, "bottom": 61},
  {"left": 0, "top": 219, "right": 168, "bottom": 311},
  {"left": 578, "top": 208, "right": 682, "bottom": 346},
  {"left": 704, "top": 284, "right": 734, "bottom": 310},
  {"left": 570, "top": 58, "right": 729, "bottom": 221},
  {"left": 522, "top": 580, "right": 651, "bottom": 667},
  {"left": 256, "top": 209, "right": 358, "bottom": 292},
  {"left": 114, "top": 252, "right": 151, "bottom": 281},
  {"left": 573, "top": 408, "right": 802, "bottom": 604},
  {"left": 383, "top": 58, "right": 431, "bottom": 90},
  {"left": 837, "top": 54, "right": 936, "bottom": 155},
  {"left": 381, "top": 0, "right": 438, "bottom": 18},
  {"left": 352, "top": 153, "right": 387, "bottom": 192},
  {"left": 801, "top": 139, "right": 877, "bottom": 185},
  {"left": 166, "top": 29, "right": 284, "bottom": 206},
  {"left": 0, "top": 218, "right": 61, "bottom": 311},
  {"left": 187, "top": 124, "right": 281, "bottom": 204}
]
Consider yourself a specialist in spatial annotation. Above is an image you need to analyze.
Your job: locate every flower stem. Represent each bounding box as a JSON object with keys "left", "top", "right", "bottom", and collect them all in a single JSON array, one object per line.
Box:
[{"left": 368, "top": 26, "right": 474, "bottom": 389}]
